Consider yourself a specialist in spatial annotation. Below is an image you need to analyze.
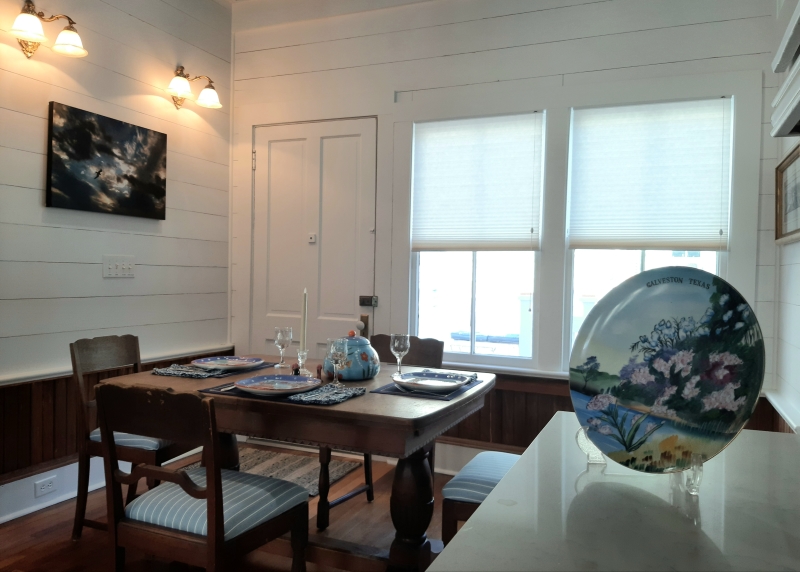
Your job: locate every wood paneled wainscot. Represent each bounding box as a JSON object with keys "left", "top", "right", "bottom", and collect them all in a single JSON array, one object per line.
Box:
[
  {"left": 438, "top": 373, "right": 795, "bottom": 453},
  {"left": 0, "top": 348, "right": 234, "bottom": 485},
  {"left": 438, "top": 374, "right": 574, "bottom": 453}
]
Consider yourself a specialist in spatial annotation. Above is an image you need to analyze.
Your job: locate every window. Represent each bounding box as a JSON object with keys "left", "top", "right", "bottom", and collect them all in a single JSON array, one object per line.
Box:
[
  {"left": 567, "top": 99, "right": 732, "bottom": 346},
  {"left": 412, "top": 114, "right": 543, "bottom": 361},
  {"left": 417, "top": 251, "right": 534, "bottom": 357},
  {"left": 571, "top": 249, "right": 718, "bottom": 345},
  {"left": 402, "top": 74, "right": 759, "bottom": 373}
]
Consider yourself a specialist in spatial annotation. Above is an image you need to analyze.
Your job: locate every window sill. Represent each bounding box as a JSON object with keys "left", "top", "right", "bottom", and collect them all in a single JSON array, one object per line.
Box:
[{"left": 442, "top": 360, "right": 568, "bottom": 380}]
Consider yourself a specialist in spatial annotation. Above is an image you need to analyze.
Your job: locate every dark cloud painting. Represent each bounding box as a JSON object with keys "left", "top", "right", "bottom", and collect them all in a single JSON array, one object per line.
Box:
[{"left": 46, "top": 102, "right": 167, "bottom": 220}]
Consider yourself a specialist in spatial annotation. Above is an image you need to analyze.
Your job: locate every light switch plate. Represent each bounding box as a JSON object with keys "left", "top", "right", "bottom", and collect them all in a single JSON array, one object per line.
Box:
[{"left": 102, "top": 255, "right": 135, "bottom": 278}]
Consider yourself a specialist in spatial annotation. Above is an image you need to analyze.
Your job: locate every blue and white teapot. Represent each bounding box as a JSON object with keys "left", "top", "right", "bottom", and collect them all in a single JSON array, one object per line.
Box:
[{"left": 323, "top": 335, "right": 380, "bottom": 381}]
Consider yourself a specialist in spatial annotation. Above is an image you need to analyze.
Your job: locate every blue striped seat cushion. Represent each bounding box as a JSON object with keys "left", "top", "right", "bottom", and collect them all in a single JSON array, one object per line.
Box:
[
  {"left": 124, "top": 467, "right": 307, "bottom": 541},
  {"left": 89, "top": 428, "right": 170, "bottom": 451},
  {"left": 442, "top": 451, "right": 520, "bottom": 504}
]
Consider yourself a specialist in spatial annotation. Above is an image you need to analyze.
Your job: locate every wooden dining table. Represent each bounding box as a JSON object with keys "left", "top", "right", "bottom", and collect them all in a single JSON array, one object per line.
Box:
[{"left": 110, "top": 355, "right": 496, "bottom": 571}]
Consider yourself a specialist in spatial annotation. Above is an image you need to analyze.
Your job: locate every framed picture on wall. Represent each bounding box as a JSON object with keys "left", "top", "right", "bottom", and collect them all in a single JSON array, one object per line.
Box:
[
  {"left": 46, "top": 102, "right": 167, "bottom": 220},
  {"left": 776, "top": 144, "right": 800, "bottom": 242}
]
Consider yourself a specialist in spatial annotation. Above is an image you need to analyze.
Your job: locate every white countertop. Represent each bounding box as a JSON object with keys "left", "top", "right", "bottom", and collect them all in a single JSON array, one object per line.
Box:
[{"left": 430, "top": 412, "right": 800, "bottom": 571}]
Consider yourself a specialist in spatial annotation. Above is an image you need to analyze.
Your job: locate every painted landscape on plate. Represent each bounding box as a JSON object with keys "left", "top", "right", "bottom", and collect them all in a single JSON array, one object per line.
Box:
[
  {"left": 570, "top": 267, "right": 765, "bottom": 473},
  {"left": 46, "top": 102, "right": 167, "bottom": 220}
]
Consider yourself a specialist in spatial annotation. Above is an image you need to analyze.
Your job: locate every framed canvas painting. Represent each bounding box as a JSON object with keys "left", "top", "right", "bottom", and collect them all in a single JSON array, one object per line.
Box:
[
  {"left": 46, "top": 102, "right": 167, "bottom": 220},
  {"left": 776, "top": 144, "right": 800, "bottom": 242}
]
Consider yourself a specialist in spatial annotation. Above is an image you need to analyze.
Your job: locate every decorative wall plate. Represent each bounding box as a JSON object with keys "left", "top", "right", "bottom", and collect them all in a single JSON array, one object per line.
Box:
[
  {"left": 234, "top": 375, "right": 321, "bottom": 396},
  {"left": 392, "top": 371, "right": 474, "bottom": 393},
  {"left": 191, "top": 356, "right": 264, "bottom": 370},
  {"left": 569, "top": 267, "right": 765, "bottom": 473}
]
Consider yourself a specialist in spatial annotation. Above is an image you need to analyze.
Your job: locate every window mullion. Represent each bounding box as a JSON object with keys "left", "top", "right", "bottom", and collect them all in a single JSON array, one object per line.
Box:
[{"left": 470, "top": 251, "right": 477, "bottom": 355}]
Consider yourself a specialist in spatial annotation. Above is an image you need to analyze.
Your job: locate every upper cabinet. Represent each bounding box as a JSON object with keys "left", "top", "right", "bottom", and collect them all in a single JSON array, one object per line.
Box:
[{"left": 772, "top": 2, "right": 800, "bottom": 136}]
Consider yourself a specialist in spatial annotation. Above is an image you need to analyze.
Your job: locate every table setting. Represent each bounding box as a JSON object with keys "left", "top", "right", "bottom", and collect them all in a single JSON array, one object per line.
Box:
[{"left": 151, "top": 283, "right": 484, "bottom": 404}]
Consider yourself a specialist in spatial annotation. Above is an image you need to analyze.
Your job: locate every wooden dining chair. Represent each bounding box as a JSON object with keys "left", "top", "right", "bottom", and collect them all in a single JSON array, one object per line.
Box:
[
  {"left": 70, "top": 335, "right": 193, "bottom": 540},
  {"left": 369, "top": 334, "right": 445, "bottom": 369},
  {"left": 315, "top": 335, "right": 445, "bottom": 530},
  {"left": 96, "top": 382, "right": 309, "bottom": 572},
  {"left": 441, "top": 451, "right": 519, "bottom": 545}
]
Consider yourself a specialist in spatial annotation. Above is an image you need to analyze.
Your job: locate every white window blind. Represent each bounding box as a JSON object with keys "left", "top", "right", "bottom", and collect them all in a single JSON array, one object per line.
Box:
[
  {"left": 411, "top": 113, "right": 544, "bottom": 251},
  {"left": 568, "top": 98, "right": 732, "bottom": 250}
]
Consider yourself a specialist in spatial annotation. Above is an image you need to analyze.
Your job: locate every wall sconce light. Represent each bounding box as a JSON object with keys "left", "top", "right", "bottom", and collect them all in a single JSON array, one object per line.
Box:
[
  {"left": 166, "top": 66, "right": 222, "bottom": 110},
  {"left": 10, "top": 0, "right": 87, "bottom": 59}
]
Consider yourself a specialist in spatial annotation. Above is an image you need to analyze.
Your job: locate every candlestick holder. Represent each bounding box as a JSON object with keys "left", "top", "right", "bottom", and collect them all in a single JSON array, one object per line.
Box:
[{"left": 297, "top": 349, "right": 312, "bottom": 377}]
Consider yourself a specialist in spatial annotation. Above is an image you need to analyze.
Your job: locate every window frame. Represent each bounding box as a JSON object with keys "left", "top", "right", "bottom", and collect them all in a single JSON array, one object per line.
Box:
[
  {"left": 411, "top": 250, "right": 541, "bottom": 371},
  {"left": 390, "top": 70, "right": 761, "bottom": 375}
]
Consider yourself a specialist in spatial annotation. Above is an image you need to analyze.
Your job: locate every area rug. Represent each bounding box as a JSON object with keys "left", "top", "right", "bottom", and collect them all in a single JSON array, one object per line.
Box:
[{"left": 185, "top": 448, "right": 362, "bottom": 497}]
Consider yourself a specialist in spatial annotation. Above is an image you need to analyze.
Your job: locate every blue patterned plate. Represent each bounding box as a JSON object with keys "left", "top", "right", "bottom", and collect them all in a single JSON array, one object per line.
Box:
[
  {"left": 392, "top": 371, "right": 475, "bottom": 394},
  {"left": 191, "top": 356, "right": 264, "bottom": 371},
  {"left": 570, "top": 266, "right": 764, "bottom": 473},
  {"left": 234, "top": 375, "right": 321, "bottom": 396}
]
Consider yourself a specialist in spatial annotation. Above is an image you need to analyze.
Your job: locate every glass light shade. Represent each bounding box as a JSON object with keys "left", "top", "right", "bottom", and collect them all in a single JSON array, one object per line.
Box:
[
  {"left": 166, "top": 75, "right": 193, "bottom": 99},
  {"left": 10, "top": 12, "right": 46, "bottom": 42},
  {"left": 196, "top": 85, "right": 222, "bottom": 109},
  {"left": 52, "top": 27, "right": 87, "bottom": 57}
]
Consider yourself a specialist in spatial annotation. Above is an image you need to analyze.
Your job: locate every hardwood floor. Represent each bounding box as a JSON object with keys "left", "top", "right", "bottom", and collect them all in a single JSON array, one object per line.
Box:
[{"left": 0, "top": 443, "right": 452, "bottom": 572}]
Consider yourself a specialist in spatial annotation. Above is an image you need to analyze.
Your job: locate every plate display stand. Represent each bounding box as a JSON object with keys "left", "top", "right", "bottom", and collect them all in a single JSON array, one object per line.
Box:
[{"left": 576, "top": 427, "right": 606, "bottom": 465}]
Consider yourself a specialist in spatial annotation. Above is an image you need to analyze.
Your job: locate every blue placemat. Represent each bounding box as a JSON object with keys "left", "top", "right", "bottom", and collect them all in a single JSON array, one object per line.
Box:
[
  {"left": 200, "top": 381, "right": 365, "bottom": 405},
  {"left": 152, "top": 362, "right": 277, "bottom": 379},
  {"left": 370, "top": 378, "right": 483, "bottom": 401}
]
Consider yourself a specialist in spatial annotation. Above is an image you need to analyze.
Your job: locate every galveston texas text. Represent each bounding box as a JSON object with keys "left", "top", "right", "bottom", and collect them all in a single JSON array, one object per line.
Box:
[{"left": 646, "top": 276, "right": 711, "bottom": 290}]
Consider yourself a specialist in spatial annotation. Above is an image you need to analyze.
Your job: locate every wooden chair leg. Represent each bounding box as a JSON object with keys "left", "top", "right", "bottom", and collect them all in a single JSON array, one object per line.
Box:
[
  {"left": 363, "top": 453, "right": 374, "bottom": 502},
  {"left": 114, "top": 547, "right": 125, "bottom": 572},
  {"left": 291, "top": 503, "right": 309, "bottom": 572},
  {"left": 317, "top": 447, "right": 331, "bottom": 530},
  {"left": 72, "top": 449, "right": 91, "bottom": 541},
  {"left": 442, "top": 499, "right": 458, "bottom": 546}
]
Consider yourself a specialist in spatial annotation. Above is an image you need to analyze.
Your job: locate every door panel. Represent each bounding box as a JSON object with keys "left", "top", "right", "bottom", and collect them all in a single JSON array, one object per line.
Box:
[
  {"left": 252, "top": 119, "right": 377, "bottom": 360},
  {"left": 319, "top": 136, "right": 360, "bottom": 318},
  {"left": 267, "top": 139, "right": 306, "bottom": 316}
]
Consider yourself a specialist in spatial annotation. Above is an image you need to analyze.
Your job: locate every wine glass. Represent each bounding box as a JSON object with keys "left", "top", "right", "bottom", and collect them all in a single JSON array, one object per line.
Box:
[
  {"left": 327, "top": 338, "right": 348, "bottom": 386},
  {"left": 390, "top": 334, "right": 410, "bottom": 376},
  {"left": 274, "top": 327, "right": 292, "bottom": 368}
]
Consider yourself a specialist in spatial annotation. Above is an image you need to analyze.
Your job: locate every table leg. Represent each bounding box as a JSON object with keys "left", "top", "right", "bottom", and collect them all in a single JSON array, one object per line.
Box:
[
  {"left": 389, "top": 444, "right": 439, "bottom": 571},
  {"left": 317, "top": 446, "right": 332, "bottom": 530},
  {"left": 203, "top": 433, "right": 240, "bottom": 470}
]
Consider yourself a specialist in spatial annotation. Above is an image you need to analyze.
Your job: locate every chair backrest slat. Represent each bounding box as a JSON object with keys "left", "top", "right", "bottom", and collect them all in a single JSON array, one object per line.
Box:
[
  {"left": 96, "top": 383, "right": 211, "bottom": 447},
  {"left": 370, "top": 334, "right": 445, "bottom": 368},
  {"left": 71, "top": 335, "right": 141, "bottom": 375}
]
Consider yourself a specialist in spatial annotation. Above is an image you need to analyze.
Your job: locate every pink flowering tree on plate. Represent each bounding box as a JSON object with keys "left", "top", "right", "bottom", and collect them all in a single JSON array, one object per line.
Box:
[{"left": 612, "top": 278, "right": 763, "bottom": 430}]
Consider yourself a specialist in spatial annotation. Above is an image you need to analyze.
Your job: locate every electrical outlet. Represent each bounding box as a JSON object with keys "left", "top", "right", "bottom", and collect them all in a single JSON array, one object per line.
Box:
[
  {"left": 34, "top": 475, "right": 58, "bottom": 498},
  {"left": 102, "top": 255, "right": 135, "bottom": 278}
]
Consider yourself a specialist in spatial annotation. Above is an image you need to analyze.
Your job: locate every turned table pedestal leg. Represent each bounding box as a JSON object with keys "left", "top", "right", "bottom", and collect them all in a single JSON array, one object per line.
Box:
[
  {"left": 389, "top": 444, "right": 440, "bottom": 571},
  {"left": 317, "top": 446, "right": 332, "bottom": 530}
]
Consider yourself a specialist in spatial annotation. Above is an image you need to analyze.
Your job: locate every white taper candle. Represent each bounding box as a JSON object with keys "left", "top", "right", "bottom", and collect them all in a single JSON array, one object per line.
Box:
[{"left": 300, "top": 288, "right": 308, "bottom": 352}]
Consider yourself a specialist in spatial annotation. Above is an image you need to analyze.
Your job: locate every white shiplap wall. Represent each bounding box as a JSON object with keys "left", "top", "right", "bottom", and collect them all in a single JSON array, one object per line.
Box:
[
  {"left": 0, "top": 0, "right": 232, "bottom": 384},
  {"left": 771, "top": 28, "right": 800, "bottom": 430},
  {"left": 231, "top": 0, "right": 781, "bottom": 381}
]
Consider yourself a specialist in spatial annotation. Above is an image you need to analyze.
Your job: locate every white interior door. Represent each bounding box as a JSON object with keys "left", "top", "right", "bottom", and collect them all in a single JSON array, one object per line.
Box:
[{"left": 251, "top": 119, "right": 377, "bottom": 360}]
